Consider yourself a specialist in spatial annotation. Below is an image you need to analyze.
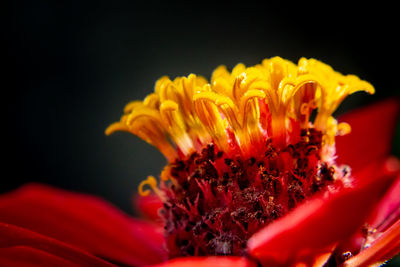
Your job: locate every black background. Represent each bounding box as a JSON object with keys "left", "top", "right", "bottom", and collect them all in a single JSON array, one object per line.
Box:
[{"left": 5, "top": 1, "right": 400, "bottom": 217}]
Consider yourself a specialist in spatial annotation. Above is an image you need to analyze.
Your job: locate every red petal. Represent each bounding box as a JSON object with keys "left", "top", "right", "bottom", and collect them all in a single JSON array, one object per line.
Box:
[
  {"left": 134, "top": 194, "right": 163, "bottom": 222},
  {"left": 150, "top": 256, "right": 257, "bottom": 267},
  {"left": 0, "top": 183, "right": 167, "bottom": 266},
  {"left": 247, "top": 157, "right": 400, "bottom": 266},
  {"left": 368, "top": 173, "right": 400, "bottom": 232},
  {"left": 336, "top": 98, "right": 400, "bottom": 172},
  {"left": 0, "top": 222, "right": 114, "bottom": 267},
  {"left": 343, "top": 218, "right": 400, "bottom": 267},
  {"left": 331, "top": 160, "right": 400, "bottom": 264},
  {"left": 1, "top": 247, "right": 77, "bottom": 267}
]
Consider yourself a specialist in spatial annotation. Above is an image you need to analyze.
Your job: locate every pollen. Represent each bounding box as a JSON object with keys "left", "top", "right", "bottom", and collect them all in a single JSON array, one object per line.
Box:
[{"left": 106, "top": 57, "right": 374, "bottom": 258}]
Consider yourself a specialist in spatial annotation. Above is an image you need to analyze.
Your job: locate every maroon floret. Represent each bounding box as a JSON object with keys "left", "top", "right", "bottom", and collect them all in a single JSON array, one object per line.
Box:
[{"left": 161, "top": 128, "right": 342, "bottom": 258}]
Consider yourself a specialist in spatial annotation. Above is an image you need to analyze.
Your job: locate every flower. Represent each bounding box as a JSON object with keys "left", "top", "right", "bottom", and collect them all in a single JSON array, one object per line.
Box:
[{"left": 0, "top": 57, "right": 399, "bottom": 267}]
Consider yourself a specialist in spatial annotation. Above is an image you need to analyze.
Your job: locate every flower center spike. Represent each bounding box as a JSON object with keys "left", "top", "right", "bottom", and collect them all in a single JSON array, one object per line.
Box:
[{"left": 106, "top": 57, "right": 374, "bottom": 258}]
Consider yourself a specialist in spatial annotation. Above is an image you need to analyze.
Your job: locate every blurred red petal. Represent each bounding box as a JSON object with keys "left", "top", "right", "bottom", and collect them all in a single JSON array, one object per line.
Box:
[
  {"left": 0, "top": 222, "right": 114, "bottom": 267},
  {"left": 0, "top": 183, "right": 166, "bottom": 266},
  {"left": 331, "top": 161, "right": 400, "bottom": 264},
  {"left": 150, "top": 256, "right": 257, "bottom": 267},
  {"left": 247, "top": 157, "right": 400, "bottom": 266},
  {"left": 336, "top": 98, "right": 400, "bottom": 172},
  {"left": 1, "top": 247, "right": 77, "bottom": 267},
  {"left": 134, "top": 194, "right": 163, "bottom": 222},
  {"left": 343, "top": 219, "right": 400, "bottom": 267},
  {"left": 368, "top": 173, "right": 400, "bottom": 232}
]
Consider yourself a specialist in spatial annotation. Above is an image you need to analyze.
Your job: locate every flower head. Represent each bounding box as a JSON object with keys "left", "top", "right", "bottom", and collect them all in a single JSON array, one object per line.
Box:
[{"left": 105, "top": 57, "right": 399, "bottom": 265}]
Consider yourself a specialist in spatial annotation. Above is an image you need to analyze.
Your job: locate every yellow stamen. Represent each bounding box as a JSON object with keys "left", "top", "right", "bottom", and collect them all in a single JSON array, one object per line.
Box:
[
  {"left": 193, "top": 91, "right": 240, "bottom": 130},
  {"left": 238, "top": 89, "right": 265, "bottom": 126},
  {"left": 300, "top": 58, "right": 375, "bottom": 130},
  {"left": 337, "top": 122, "right": 351, "bottom": 136},
  {"left": 161, "top": 165, "right": 171, "bottom": 181},
  {"left": 127, "top": 107, "right": 163, "bottom": 126},
  {"left": 124, "top": 101, "right": 143, "bottom": 113},
  {"left": 160, "top": 100, "right": 193, "bottom": 155},
  {"left": 143, "top": 93, "right": 160, "bottom": 109},
  {"left": 138, "top": 176, "right": 159, "bottom": 196},
  {"left": 193, "top": 86, "right": 229, "bottom": 149},
  {"left": 105, "top": 121, "right": 129, "bottom": 136},
  {"left": 107, "top": 57, "right": 374, "bottom": 162}
]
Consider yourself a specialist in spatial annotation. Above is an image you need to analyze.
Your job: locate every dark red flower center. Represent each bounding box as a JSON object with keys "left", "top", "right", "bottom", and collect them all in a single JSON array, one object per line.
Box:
[{"left": 161, "top": 128, "right": 345, "bottom": 258}]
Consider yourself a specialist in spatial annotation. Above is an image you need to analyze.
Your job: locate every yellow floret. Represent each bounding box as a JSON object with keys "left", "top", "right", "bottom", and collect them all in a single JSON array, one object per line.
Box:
[{"left": 106, "top": 57, "right": 374, "bottom": 160}]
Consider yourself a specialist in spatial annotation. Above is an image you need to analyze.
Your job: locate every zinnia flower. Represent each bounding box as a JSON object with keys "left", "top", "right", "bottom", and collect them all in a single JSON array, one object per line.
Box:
[{"left": 1, "top": 57, "right": 399, "bottom": 267}]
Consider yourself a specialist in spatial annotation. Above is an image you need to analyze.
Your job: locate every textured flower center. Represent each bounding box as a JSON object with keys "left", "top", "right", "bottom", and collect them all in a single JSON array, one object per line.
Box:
[{"left": 162, "top": 128, "right": 344, "bottom": 257}]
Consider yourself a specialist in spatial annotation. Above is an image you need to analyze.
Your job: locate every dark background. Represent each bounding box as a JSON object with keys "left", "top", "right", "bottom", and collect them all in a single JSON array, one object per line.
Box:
[{"left": 5, "top": 1, "right": 400, "bottom": 216}]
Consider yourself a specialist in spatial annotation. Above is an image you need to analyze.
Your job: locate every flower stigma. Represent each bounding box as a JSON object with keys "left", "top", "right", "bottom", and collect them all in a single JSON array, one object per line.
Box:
[{"left": 106, "top": 57, "right": 374, "bottom": 258}]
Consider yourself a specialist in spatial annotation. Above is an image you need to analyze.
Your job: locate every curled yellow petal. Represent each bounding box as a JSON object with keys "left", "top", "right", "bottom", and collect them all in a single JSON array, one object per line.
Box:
[
  {"left": 105, "top": 122, "right": 129, "bottom": 136},
  {"left": 107, "top": 57, "right": 374, "bottom": 161},
  {"left": 124, "top": 101, "right": 143, "bottom": 114},
  {"left": 138, "top": 176, "right": 158, "bottom": 197},
  {"left": 337, "top": 122, "right": 351, "bottom": 136}
]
